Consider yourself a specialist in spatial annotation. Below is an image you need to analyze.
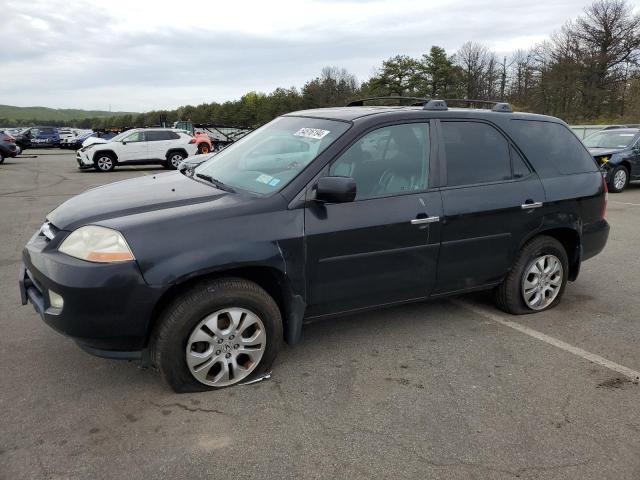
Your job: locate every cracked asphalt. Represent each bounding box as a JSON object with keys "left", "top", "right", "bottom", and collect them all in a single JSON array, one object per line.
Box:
[{"left": 1, "top": 150, "right": 639, "bottom": 479}]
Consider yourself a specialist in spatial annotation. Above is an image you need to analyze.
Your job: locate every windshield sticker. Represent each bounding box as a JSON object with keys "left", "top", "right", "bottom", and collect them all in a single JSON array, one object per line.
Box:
[
  {"left": 294, "top": 128, "right": 330, "bottom": 140},
  {"left": 256, "top": 174, "right": 274, "bottom": 184},
  {"left": 268, "top": 178, "right": 281, "bottom": 187}
]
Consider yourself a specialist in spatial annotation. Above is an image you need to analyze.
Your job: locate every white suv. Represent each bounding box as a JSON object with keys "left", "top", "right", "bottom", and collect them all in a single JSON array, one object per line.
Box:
[{"left": 76, "top": 128, "right": 198, "bottom": 172}]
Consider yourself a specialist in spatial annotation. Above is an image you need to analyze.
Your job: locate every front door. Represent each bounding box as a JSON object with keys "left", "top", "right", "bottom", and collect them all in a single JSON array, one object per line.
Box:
[
  {"left": 304, "top": 122, "right": 442, "bottom": 317},
  {"left": 118, "top": 131, "right": 148, "bottom": 162},
  {"left": 434, "top": 120, "right": 546, "bottom": 294}
]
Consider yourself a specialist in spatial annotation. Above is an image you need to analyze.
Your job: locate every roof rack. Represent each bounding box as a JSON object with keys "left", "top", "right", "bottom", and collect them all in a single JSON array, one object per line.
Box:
[
  {"left": 438, "top": 99, "right": 513, "bottom": 113},
  {"left": 347, "top": 96, "right": 429, "bottom": 107}
]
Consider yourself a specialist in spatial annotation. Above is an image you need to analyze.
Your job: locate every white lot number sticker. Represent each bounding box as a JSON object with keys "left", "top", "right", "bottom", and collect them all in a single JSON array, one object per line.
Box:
[{"left": 294, "top": 128, "right": 330, "bottom": 140}]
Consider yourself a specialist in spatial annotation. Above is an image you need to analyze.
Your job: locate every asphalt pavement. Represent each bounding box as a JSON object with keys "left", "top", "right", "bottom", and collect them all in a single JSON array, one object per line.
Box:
[{"left": 1, "top": 150, "right": 639, "bottom": 479}]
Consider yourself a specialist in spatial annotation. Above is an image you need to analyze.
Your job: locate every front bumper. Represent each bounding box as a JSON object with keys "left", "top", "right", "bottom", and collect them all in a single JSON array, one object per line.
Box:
[
  {"left": 19, "top": 227, "right": 165, "bottom": 357},
  {"left": 76, "top": 150, "right": 93, "bottom": 169}
]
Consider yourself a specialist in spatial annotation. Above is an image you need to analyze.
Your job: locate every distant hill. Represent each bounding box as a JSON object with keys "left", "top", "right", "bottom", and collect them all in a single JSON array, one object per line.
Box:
[{"left": 0, "top": 104, "right": 134, "bottom": 122}]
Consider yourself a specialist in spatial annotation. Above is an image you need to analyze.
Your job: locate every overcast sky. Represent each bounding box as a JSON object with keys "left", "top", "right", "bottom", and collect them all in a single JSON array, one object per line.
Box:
[{"left": 2, "top": 0, "right": 629, "bottom": 112}]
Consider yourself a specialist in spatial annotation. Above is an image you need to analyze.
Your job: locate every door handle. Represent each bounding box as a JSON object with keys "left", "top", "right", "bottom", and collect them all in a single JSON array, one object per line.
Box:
[
  {"left": 411, "top": 216, "right": 440, "bottom": 225},
  {"left": 521, "top": 201, "right": 543, "bottom": 210}
]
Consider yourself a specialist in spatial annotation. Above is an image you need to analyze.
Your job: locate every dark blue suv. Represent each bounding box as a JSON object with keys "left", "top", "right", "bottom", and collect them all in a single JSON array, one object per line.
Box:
[{"left": 14, "top": 126, "right": 61, "bottom": 150}]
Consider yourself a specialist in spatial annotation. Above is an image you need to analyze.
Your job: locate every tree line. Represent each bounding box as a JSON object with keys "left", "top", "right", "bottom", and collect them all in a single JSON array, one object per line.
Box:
[{"left": 2, "top": 0, "right": 638, "bottom": 129}]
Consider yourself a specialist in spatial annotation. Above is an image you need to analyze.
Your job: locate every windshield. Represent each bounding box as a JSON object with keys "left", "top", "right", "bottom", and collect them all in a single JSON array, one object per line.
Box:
[
  {"left": 583, "top": 131, "right": 637, "bottom": 149},
  {"left": 194, "top": 116, "right": 350, "bottom": 194},
  {"left": 110, "top": 130, "right": 134, "bottom": 142}
]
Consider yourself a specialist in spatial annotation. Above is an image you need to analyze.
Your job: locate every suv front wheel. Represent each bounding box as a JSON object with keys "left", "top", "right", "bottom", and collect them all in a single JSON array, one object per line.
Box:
[
  {"left": 94, "top": 153, "right": 116, "bottom": 172},
  {"left": 495, "top": 236, "right": 569, "bottom": 314},
  {"left": 151, "top": 278, "right": 283, "bottom": 392}
]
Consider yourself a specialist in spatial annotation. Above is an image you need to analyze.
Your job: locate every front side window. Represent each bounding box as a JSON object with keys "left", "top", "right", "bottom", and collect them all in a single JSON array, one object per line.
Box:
[
  {"left": 329, "top": 123, "right": 430, "bottom": 200},
  {"left": 124, "top": 132, "right": 144, "bottom": 143},
  {"left": 442, "top": 121, "right": 511, "bottom": 186},
  {"left": 194, "top": 116, "right": 350, "bottom": 194}
]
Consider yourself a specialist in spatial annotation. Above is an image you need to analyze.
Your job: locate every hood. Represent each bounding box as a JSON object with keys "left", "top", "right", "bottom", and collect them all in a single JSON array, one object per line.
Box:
[
  {"left": 587, "top": 147, "right": 625, "bottom": 157},
  {"left": 82, "top": 137, "right": 107, "bottom": 148},
  {"left": 48, "top": 171, "right": 231, "bottom": 230}
]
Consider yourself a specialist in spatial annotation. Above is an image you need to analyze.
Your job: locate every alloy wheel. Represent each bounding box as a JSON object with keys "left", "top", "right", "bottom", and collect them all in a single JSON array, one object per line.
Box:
[
  {"left": 614, "top": 169, "right": 627, "bottom": 191},
  {"left": 521, "top": 254, "right": 563, "bottom": 310},
  {"left": 97, "top": 156, "right": 113, "bottom": 171},
  {"left": 186, "top": 307, "right": 266, "bottom": 387},
  {"left": 170, "top": 154, "right": 184, "bottom": 168}
]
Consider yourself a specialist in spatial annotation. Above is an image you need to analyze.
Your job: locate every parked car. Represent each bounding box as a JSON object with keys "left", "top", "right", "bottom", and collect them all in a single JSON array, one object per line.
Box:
[
  {"left": 173, "top": 121, "right": 213, "bottom": 154},
  {"left": 75, "top": 128, "right": 198, "bottom": 171},
  {"left": 61, "top": 131, "right": 96, "bottom": 150},
  {"left": 583, "top": 128, "right": 640, "bottom": 193},
  {"left": 13, "top": 126, "right": 60, "bottom": 149},
  {"left": 19, "top": 99, "right": 609, "bottom": 392},
  {"left": 0, "top": 131, "right": 19, "bottom": 163}
]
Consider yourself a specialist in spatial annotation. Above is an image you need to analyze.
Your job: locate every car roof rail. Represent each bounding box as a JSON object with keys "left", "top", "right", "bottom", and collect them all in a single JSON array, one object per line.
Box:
[
  {"left": 346, "top": 96, "right": 429, "bottom": 107},
  {"left": 423, "top": 99, "right": 448, "bottom": 111},
  {"left": 442, "top": 99, "right": 513, "bottom": 113}
]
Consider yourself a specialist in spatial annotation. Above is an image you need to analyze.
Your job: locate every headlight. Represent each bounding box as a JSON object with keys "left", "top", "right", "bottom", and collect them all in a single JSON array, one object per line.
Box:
[{"left": 59, "top": 225, "right": 135, "bottom": 263}]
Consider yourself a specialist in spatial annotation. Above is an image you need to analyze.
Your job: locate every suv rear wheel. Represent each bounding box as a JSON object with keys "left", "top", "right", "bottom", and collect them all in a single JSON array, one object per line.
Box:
[
  {"left": 495, "top": 236, "right": 569, "bottom": 314},
  {"left": 166, "top": 151, "right": 185, "bottom": 169},
  {"left": 151, "top": 278, "right": 283, "bottom": 392}
]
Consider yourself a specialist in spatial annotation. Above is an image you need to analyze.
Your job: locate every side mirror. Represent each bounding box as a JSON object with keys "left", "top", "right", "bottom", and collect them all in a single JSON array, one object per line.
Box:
[{"left": 315, "top": 176, "right": 356, "bottom": 204}]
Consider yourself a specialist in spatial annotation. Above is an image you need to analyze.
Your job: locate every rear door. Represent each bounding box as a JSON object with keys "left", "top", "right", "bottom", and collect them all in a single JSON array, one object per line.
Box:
[
  {"left": 146, "top": 130, "right": 172, "bottom": 159},
  {"left": 304, "top": 121, "right": 442, "bottom": 317},
  {"left": 433, "top": 119, "right": 545, "bottom": 294},
  {"left": 119, "top": 131, "right": 148, "bottom": 162}
]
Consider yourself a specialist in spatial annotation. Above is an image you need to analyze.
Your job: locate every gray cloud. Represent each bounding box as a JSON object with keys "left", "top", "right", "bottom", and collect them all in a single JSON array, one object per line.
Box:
[{"left": 1, "top": 0, "right": 596, "bottom": 111}]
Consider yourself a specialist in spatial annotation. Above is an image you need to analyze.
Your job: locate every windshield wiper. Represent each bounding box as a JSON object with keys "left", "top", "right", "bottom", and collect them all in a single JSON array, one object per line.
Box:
[{"left": 195, "top": 173, "right": 236, "bottom": 193}]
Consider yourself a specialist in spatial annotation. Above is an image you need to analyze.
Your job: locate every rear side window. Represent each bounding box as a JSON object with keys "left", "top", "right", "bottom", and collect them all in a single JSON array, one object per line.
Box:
[
  {"left": 509, "top": 120, "right": 598, "bottom": 175},
  {"left": 442, "top": 121, "right": 511, "bottom": 186},
  {"left": 147, "top": 131, "right": 177, "bottom": 141}
]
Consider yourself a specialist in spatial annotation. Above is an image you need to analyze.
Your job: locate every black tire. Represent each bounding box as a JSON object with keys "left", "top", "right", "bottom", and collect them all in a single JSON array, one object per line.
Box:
[
  {"left": 93, "top": 153, "right": 116, "bottom": 172},
  {"left": 165, "top": 151, "right": 186, "bottom": 169},
  {"left": 608, "top": 165, "right": 629, "bottom": 193},
  {"left": 494, "top": 235, "right": 569, "bottom": 315},
  {"left": 0, "top": 153, "right": 4, "bottom": 164},
  {"left": 151, "top": 277, "right": 283, "bottom": 393}
]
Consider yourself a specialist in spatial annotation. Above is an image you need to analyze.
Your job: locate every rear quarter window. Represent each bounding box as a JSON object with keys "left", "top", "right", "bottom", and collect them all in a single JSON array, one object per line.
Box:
[{"left": 509, "top": 120, "right": 598, "bottom": 176}]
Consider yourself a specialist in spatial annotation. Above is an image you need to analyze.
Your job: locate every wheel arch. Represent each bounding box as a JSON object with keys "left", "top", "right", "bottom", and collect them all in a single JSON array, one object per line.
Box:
[
  {"left": 146, "top": 266, "right": 305, "bottom": 348},
  {"left": 92, "top": 149, "right": 118, "bottom": 162},
  {"left": 524, "top": 227, "right": 581, "bottom": 281},
  {"left": 166, "top": 148, "right": 188, "bottom": 159}
]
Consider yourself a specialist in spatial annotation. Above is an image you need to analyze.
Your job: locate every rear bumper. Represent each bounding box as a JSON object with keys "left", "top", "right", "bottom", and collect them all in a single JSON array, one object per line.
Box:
[
  {"left": 0, "top": 144, "right": 18, "bottom": 157},
  {"left": 582, "top": 219, "right": 609, "bottom": 262},
  {"left": 19, "top": 230, "right": 165, "bottom": 356}
]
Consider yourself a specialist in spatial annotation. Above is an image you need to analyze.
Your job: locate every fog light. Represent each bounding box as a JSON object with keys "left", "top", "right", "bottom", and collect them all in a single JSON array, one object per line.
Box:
[{"left": 49, "top": 290, "right": 64, "bottom": 309}]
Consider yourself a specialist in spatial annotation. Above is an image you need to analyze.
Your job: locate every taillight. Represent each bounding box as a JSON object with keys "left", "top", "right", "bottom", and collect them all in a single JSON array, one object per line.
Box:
[
  {"left": 189, "top": 138, "right": 196, "bottom": 144},
  {"left": 2, "top": 134, "right": 14, "bottom": 142},
  {"left": 601, "top": 175, "right": 608, "bottom": 219}
]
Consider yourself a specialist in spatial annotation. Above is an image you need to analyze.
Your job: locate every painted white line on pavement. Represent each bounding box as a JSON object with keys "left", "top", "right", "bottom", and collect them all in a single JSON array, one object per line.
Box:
[
  {"left": 454, "top": 300, "right": 640, "bottom": 382},
  {"left": 611, "top": 201, "right": 640, "bottom": 206}
]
